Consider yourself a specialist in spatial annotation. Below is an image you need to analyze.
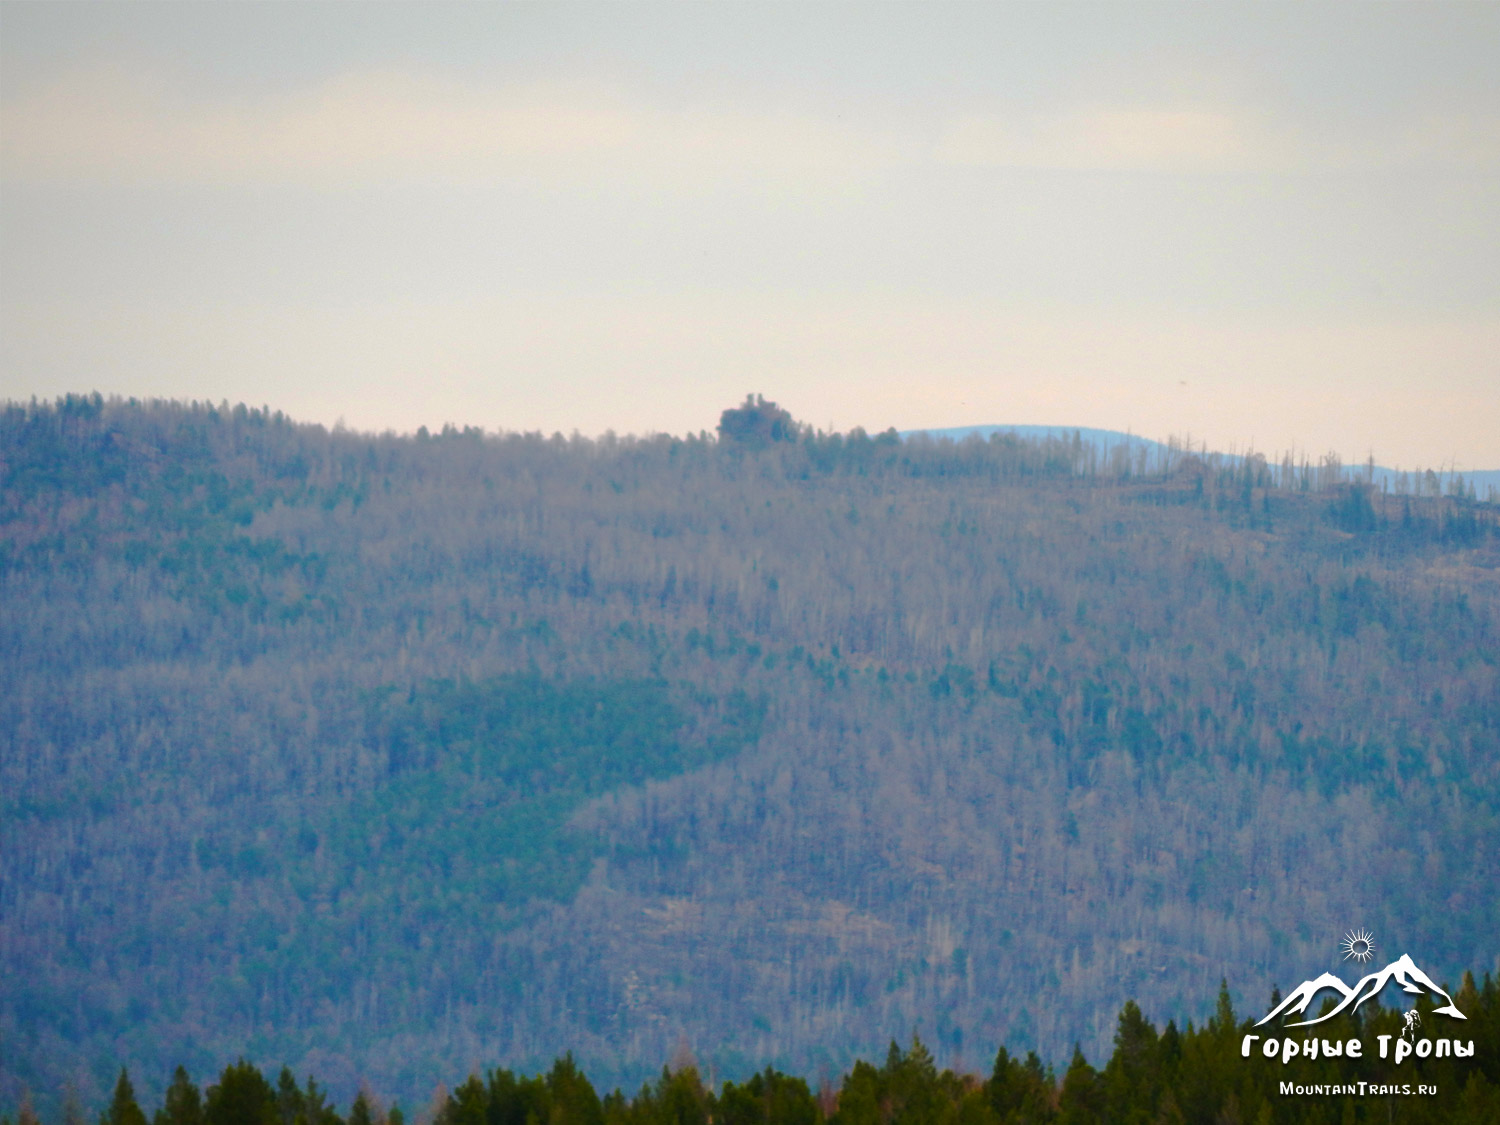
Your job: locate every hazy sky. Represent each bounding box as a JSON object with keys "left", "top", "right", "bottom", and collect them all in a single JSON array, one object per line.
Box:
[{"left": 2, "top": 2, "right": 1497, "bottom": 468}]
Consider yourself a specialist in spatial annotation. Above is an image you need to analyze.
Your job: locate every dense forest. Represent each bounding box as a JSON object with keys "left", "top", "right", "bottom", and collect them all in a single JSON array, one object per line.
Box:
[
  {"left": 2, "top": 394, "right": 1498, "bottom": 1120},
  {"left": 7, "top": 977, "right": 1500, "bottom": 1125}
]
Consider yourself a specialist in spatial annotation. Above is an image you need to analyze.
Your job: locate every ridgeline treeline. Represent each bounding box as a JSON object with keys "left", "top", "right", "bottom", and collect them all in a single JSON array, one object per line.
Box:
[
  {"left": 9, "top": 976, "right": 1500, "bottom": 1125},
  {"left": 2, "top": 394, "right": 1498, "bottom": 1116}
]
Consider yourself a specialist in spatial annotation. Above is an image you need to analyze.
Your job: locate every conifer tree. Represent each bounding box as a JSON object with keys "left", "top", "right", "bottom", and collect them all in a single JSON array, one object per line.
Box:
[
  {"left": 987, "top": 1045, "right": 1056, "bottom": 1124},
  {"left": 1458, "top": 1071, "right": 1500, "bottom": 1121},
  {"left": 1209, "top": 980, "right": 1236, "bottom": 1040},
  {"left": 156, "top": 1068, "right": 204, "bottom": 1125},
  {"left": 299, "top": 1080, "right": 339, "bottom": 1125},
  {"left": 206, "top": 1061, "right": 277, "bottom": 1125},
  {"left": 273, "top": 1070, "right": 301, "bottom": 1125},
  {"left": 1100, "top": 1001, "right": 1158, "bottom": 1123},
  {"left": 1055, "top": 1047, "right": 1101, "bottom": 1125},
  {"left": 437, "top": 1077, "right": 484, "bottom": 1125},
  {"left": 101, "top": 1071, "right": 149, "bottom": 1125},
  {"left": 718, "top": 1068, "right": 818, "bottom": 1125},
  {"left": 829, "top": 1060, "right": 882, "bottom": 1125},
  {"left": 652, "top": 1065, "right": 710, "bottom": 1125},
  {"left": 545, "top": 1055, "right": 603, "bottom": 1125},
  {"left": 882, "top": 1035, "right": 942, "bottom": 1125}
]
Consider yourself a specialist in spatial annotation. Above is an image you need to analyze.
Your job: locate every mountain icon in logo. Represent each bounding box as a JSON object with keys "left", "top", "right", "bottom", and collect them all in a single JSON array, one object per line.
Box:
[{"left": 1257, "top": 954, "right": 1467, "bottom": 1028}]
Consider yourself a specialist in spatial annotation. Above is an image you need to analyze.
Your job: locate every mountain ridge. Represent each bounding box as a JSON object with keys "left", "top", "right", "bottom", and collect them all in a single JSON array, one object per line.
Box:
[{"left": 901, "top": 424, "right": 1500, "bottom": 497}]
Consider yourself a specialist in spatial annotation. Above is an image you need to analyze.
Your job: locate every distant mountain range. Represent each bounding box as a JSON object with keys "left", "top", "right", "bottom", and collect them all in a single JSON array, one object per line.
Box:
[
  {"left": 902, "top": 425, "right": 1500, "bottom": 498},
  {"left": 901, "top": 425, "right": 1167, "bottom": 455},
  {"left": 1256, "top": 954, "right": 1467, "bottom": 1028}
]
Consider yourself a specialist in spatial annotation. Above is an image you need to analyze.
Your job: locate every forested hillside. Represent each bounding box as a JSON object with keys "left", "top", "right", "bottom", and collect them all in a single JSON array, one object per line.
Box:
[{"left": 3, "top": 395, "right": 1498, "bottom": 1117}]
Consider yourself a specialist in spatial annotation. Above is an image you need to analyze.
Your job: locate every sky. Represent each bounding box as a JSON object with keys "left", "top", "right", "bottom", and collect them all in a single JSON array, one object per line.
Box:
[{"left": 2, "top": 2, "right": 1497, "bottom": 470}]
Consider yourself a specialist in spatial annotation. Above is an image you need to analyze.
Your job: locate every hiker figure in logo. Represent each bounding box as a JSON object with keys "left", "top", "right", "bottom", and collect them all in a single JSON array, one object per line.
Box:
[{"left": 1403, "top": 1009, "right": 1421, "bottom": 1041}]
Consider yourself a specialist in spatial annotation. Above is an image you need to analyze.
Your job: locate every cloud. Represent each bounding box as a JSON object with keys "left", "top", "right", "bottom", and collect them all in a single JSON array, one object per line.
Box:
[
  {"left": 934, "top": 104, "right": 1500, "bottom": 175},
  {"left": 9, "top": 64, "right": 1491, "bottom": 190},
  {"left": 1, "top": 67, "right": 637, "bottom": 183},
  {"left": 0, "top": 65, "right": 895, "bottom": 190},
  {"left": 935, "top": 105, "right": 1280, "bottom": 173}
]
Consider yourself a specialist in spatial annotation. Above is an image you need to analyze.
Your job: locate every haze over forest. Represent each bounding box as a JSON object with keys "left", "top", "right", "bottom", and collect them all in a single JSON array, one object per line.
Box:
[{"left": 3, "top": 393, "right": 1497, "bottom": 1118}]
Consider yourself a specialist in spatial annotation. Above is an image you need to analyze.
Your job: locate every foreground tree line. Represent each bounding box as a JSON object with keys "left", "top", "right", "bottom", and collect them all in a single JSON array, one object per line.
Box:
[{"left": 10, "top": 975, "right": 1499, "bottom": 1125}]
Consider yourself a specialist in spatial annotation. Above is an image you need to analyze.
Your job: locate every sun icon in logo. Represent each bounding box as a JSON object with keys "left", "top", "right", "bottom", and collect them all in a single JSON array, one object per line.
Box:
[{"left": 1342, "top": 928, "right": 1376, "bottom": 963}]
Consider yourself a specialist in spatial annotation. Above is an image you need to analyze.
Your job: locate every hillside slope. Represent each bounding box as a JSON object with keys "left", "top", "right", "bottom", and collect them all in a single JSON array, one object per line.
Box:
[{"left": 3, "top": 396, "right": 1498, "bottom": 1111}]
